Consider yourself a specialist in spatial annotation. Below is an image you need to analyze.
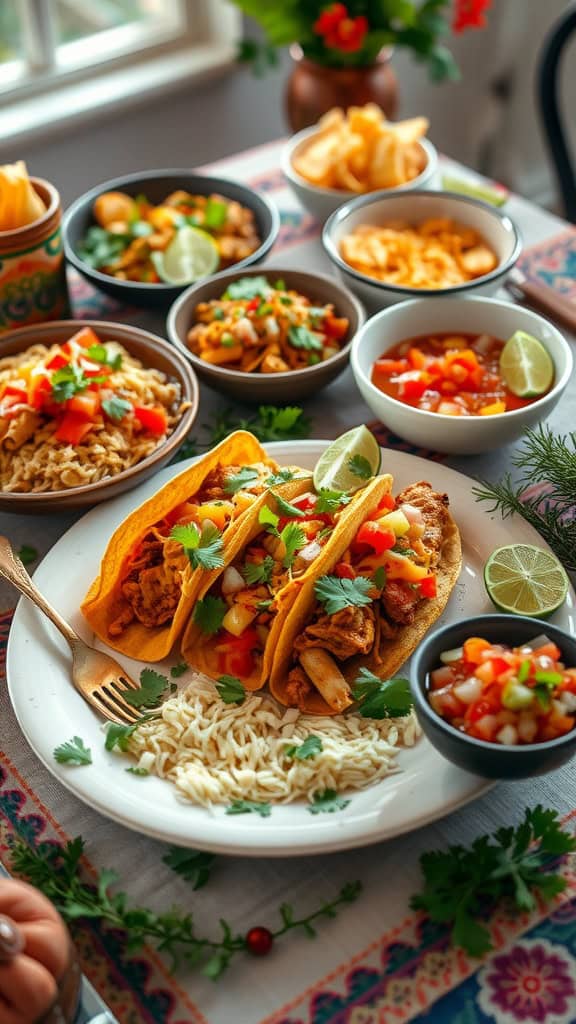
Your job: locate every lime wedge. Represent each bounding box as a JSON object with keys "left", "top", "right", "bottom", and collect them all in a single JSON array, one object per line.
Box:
[
  {"left": 313, "top": 425, "right": 382, "bottom": 494},
  {"left": 499, "top": 331, "right": 554, "bottom": 398},
  {"left": 152, "top": 226, "right": 219, "bottom": 285},
  {"left": 484, "top": 544, "right": 568, "bottom": 618},
  {"left": 441, "top": 175, "right": 508, "bottom": 207}
]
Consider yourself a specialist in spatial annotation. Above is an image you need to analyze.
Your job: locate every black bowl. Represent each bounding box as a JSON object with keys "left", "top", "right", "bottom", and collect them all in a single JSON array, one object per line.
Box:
[
  {"left": 411, "top": 614, "right": 576, "bottom": 779},
  {"left": 63, "top": 169, "right": 280, "bottom": 309}
]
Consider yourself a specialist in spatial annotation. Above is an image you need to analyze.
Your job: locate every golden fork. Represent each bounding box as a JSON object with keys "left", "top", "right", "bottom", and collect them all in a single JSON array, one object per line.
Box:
[{"left": 0, "top": 535, "right": 142, "bottom": 725}]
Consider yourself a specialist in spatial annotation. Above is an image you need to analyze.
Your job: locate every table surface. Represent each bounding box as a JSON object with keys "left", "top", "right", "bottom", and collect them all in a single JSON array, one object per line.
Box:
[{"left": 1, "top": 140, "right": 575, "bottom": 1024}]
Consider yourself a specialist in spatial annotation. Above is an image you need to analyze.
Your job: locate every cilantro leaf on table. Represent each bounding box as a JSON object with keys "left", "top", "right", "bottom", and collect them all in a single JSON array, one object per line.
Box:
[
  {"left": 216, "top": 675, "right": 246, "bottom": 705},
  {"left": 314, "top": 574, "right": 373, "bottom": 615},
  {"left": 163, "top": 846, "right": 216, "bottom": 890},
  {"left": 315, "top": 489, "right": 352, "bottom": 514},
  {"left": 242, "top": 555, "right": 275, "bottom": 586},
  {"left": 124, "top": 668, "right": 173, "bottom": 710},
  {"left": 281, "top": 522, "right": 306, "bottom": 568},
  {"left": 224, "top": 467, "right": 261, "bottom": 495},
  {"left": 273, "top": 493, "right": 305, "bottom": 518},
  {"left": 171, "top": 662, "right": 188, "bottom": 679},
  {"left": 207, "top": 405, "right": 311, "bottom": 446},
  {"left": 102, "top": 396, "right": 132, "bottom": 421},
  {"left": 347, "top": 454, "right": 374, "bottom": 480},
  {"left": 225, "top": 799, "right": 271, "bottom": 818},
  {"left": 352, "top": 668, "right": 413, "bottom": 719},
  {"left": 284, "top": 735, "right": 323, "bottom": 761},
  {"left": 170, "top": 522, "right": 224, "bottom": 571},
  {"left": 308, "top": 789, "right": 350, "bottom": 815},
  {"left": 288, "top": 325, "right": 323, "bottom": 352},
  {"left": 17, "top": 544, "right": 38, "bottom": 566},
  {"left": 223, "top": 276, "right": 270, "bottom": 301},
  {"left": 411, "top": 805, "right": 576, "bottom": 957},
  {"left": 86, "top": 343, "right": 122, "bottom": 371},
  {"left": 193, "top": 596, "right": 227, "bottom": 635},
  {"left": 53, "top": 736, "right": 92, "bottom": 766}
]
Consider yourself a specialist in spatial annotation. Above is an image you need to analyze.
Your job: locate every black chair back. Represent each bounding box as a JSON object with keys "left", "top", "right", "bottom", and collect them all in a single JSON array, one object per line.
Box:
[{"left": 537, "top": 3, "right": 576, "bottom": 222}]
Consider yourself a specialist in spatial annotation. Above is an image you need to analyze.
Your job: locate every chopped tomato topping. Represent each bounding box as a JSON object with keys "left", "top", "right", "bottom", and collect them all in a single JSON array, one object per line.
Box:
[
  {"left": 134, "top": 405, "right": 168, "bottom": 435},
  {"left": 355, "top": 520, "right": 396, "bottom": 555},
  {"left": 323, "top": 316, "right": 349, "bottom": 340},
  {"left": 67, "top": 392, "right": 100, "bottom": 419},
  {"left": 335, "top": 562, "right": 356, "bottom": 579},
  {"left": 66, "top": 326, "right": 101, "bottom": 350},
  {"left": 418, "top": 575, "right": 437, "bottom": 598},
  {"left": 55, "top": 412, "right": 93, "bottom": 445}
]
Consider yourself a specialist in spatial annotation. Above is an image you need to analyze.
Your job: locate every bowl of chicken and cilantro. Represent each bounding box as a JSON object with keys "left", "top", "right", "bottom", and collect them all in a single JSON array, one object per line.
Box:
[{"left": 166, "top": 266, "right": 365, "bottom": 402}]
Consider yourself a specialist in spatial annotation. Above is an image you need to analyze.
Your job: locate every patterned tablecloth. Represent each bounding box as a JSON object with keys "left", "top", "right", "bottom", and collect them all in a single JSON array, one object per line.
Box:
[{"left": 1, "top": 141, "right": 576, "bottom": 1024}]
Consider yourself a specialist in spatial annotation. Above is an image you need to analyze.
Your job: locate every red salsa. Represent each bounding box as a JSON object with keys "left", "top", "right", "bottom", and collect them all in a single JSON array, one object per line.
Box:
[{"left": 371, "top": 332, "right": 551, "bottom": 417}]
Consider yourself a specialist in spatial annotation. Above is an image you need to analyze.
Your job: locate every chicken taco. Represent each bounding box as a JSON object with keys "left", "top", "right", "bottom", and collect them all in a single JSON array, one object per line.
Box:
[
  {"left": 181, "top": 474, "right": 393, "bottom": 690},
  {"left": 269, "top": 479, "right": 462, "bottom": 715},
  {"left": 81, "top": 431, "right": 307, "bottom": 662}
]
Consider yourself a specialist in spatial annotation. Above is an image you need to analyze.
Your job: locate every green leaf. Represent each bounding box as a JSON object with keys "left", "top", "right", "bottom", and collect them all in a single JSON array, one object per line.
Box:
[
  {"left": 373, "top": 566, "right": 387, "bottom": 590},
  {"left": 105, "top": 721, "right": 139, "bottom": 752},
  {"left": 193, "top": 596, "right": 227, "bottom": 635},
  {"left": 171, "top": 662, "right": 188, "bottom": 678},
  {"left": 17, "top": 544, "right": 37, "bottom": 566},
  {"left": 124, "top": 668, "right": 170, "bottom": 709},
  {"left": 202, "top": 953, "right": 230, "bottom": 979},
  {"left": 428, "top": 44, "right": 460, "bottom": 82},
  {"left": 288, "top": 325, "right": 323, "bottom": 352},
  {"left": 315, "top": 489, "right": 352, "bottom": 514},
  {"left": 242, "top": 555, "right": 275, "bottom": 585},
  {"left": 224, "top": 467, "right": 261, "bottom": 495},
  {"left": 171, "top": 522, "right": 224, "bottom": 571},
  {"left": 86, "top": 343, "right": 123, "bottom": 370},
  {"left": 273, "top": 493, "right": 305, "bottom": 518},
  {"left": 216, "top": 675, "right": 246, "bottom": 705},
  {"left": 266, "top": 467, "right": 300, "bottom": 487},
  {"left": 308, "top": 789, "right": 350, "bottom": 815},
  {"left": 223, "top": 275, "right": 270, "bottom": 301},
  {"left": 352, "top": 669, "right": 413, "bottom": 719},
  {"left": 50, "top": 365, "right": 89, "bottom": 403},
  {"left": 53, "top": 736, "right": 92, "bottom": 766},
  {"left": 102, "top": 396, "right": 132, "bottom": 421},
  {"left": 225, "top": 799, "right": 271, "bottom": 818},
  {"left": 258, "top": 505, "right": 280, "bottom": 533},
  {"left": 163, "top": 846, "right": 215, "bottom": 891},
  {"left": 314, "top": 574, "right": 373, "bottom": 615},
  {"left": 281, "top": 522, "right": 306, "bottom": 568},
  {"left": 347, "top": 454, "right": 373, "bottom": 480},
  {"left": 204, "top": 198, "right": 228, "bottom": 229},
  {"left": 284, "top": 735, "right": 323, "bottom": 760},
  {"left": 126, "top": 766, "right": 149, "bottom": 777}
]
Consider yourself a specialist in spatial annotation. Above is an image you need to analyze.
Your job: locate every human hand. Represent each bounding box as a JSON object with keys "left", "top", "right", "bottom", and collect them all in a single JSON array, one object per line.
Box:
[{"left": 0, "top": 879, "right": 70, "bottom": 1024}]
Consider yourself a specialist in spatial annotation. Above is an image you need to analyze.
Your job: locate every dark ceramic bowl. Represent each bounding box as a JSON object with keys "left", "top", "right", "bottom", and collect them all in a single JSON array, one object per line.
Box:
[
  {"left": 63, "top": 169, "right": 280, "bottom": 309},
  {"left": 166, "top": 265, "right": 365, "bottom": 403},
  {"left": 411, "top": 614, "right": 576, "bottom": 779},
  {"left": 0, "top": 320, "right": 199, "bottom": 512}
]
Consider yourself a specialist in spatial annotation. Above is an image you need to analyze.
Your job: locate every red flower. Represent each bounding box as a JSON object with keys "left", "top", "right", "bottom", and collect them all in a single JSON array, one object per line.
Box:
[
  {"left": 452, "top": 0, "right": 491, "bottom": 33},
  {"left": 314, "top": 4, "right": 369, "bottom": 53}
]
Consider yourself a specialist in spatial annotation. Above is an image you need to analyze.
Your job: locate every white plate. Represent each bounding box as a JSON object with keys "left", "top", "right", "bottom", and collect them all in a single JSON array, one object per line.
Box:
[{"left": 7, "top": 443, "right": 576, "bottom": 856}]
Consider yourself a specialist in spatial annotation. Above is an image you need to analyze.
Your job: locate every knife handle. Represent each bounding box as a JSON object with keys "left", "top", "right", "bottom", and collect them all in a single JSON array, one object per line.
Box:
[{"left": 511, "top": 277, "right": 576, "bottom": 333}]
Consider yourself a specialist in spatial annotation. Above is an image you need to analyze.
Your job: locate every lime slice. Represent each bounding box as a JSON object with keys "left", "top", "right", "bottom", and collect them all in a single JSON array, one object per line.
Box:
[
  {"left": 441, "top": 175, "right": 508, "bottom": 207},
  {"left": 499, "top": 330, "right": 554, "bottom": 398},
  {"left": 313, "top": 425, "right": 382, "bottom": 493},
  {"left": 484, "top": 544, "right": 568, "bottom": 618},
  {"left": 152, "top": 226, "right": 219, "bottom": 285}
]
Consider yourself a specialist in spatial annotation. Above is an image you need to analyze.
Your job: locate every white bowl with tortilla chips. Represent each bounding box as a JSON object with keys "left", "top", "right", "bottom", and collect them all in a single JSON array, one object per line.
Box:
[
  {"left": 282, "top": 106, "right": 438, "bottom": 222},
  {"left": 323, "top": 190, "right": 522, "bottom": 310}
]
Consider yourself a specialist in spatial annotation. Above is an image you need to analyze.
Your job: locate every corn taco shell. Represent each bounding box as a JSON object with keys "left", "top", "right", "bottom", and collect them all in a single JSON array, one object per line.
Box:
[
  {"left": 270, "top": 478, "right": 462, "bottom": 715},
  {"left": 81, "top": 431, "right": 288, "bottom": 662}
]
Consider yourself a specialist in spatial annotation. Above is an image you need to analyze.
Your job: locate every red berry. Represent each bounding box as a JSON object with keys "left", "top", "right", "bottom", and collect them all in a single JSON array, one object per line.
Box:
[{"left": 245, "top": 926, "right": 273, "bottom": 956}]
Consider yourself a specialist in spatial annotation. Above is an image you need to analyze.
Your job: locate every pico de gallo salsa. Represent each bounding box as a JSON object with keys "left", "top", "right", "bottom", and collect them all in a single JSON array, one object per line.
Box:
[
  {"left": 371, "top": 332, "right": 551, "bottom": 416},
  {"left": 428, "top": 635, "right": 576, "bottom": 745}
]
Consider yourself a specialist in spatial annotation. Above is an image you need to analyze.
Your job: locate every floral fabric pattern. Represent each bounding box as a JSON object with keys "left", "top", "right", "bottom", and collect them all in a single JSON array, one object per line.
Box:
[{"left": 477, "top": 939, "right": 576, "bottom": 1024}]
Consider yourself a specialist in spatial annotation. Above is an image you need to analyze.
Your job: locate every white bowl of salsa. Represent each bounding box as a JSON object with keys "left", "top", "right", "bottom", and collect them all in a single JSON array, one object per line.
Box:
[{"left": 350, "top": 296, "right": 572, "bottom": 455}]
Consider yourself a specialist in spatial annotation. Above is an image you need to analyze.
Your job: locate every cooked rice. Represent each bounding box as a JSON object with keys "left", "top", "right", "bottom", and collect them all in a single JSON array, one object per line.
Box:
[
  {"left": 0, "top": 343, "right": 182, "bottom": 492},
  {"left": 127, "top": 675, "right": 421, "bottom": 807}
]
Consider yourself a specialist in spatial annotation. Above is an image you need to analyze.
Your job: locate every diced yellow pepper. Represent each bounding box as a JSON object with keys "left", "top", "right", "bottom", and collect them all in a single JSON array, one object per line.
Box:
[
  {"left": 196, "top": 502, "right": 233, "bottom": 530},
  {"left": 479, "top": 401, "right": 506, "bottom": 416},
  {"left": 383, "top": 550, "right": 429, "bottom": 581}
]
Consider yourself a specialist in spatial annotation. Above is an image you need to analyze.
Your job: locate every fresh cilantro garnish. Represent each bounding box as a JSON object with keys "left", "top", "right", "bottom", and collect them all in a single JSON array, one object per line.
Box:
[
  {"left": 242, "top": 555, "right": 275, "bottom": 585},
  {"left": 352, "top": 668, "right": 413, "bottom": 719},
  {"left": 170, "top": 662, "right": 188, "bottom": 678},
  {"left": 392, "top": 543, "right": 416, "bottom": 556},
  {"left": 315, "top": 489, "right": 352, "bottom": 514},
  {"left": 215, "top": 675, "right": 246, "bottom": 705},
  {"left": 347, "top": 454, "right": 374, "bottom": 480},
  {"left": 266, "top": 467, "right": 299, "bottom": 487},
  {"left": 411, "top": 805, "right": 576, "bottom": 957},
  {"left": 314, "top": 574, "right": 373, "bottom": 615},
  {"left": 373, "top": 566, "right": 387, "bottom": 590},
  {"left": 193, "top": 596, "right": 227, "bottom": 635},
  {"left": 124, "top": 668, "right": 173, "bottom": 709},
  {"left": 258, "top": 505, "right": 280, "bottom": 532},
  {"left": 317, "top": 526, "right": 333, "bottom": 541},
  {"left": 102, "top": 396, "right": 132, "bottom": 421},
  {"left": 53, "top": 736, "right": 92, "bottom": 766},
  {"left": 256, "top": 598, "right": 273, "bottom": 611},
  {"left": 273, "top": 278, "right": 286, "bottom": 291},
  {"left": 288, "top": 325, "right": 323, "bottom": 352},
  {"left": 225, "top": 799, "right": 271, "bottom": 818},
  {"left": 162, "top": 846, "right": 215, "bottom": 890},
  {"left": 170, "top": 522, "right": 224, "bottom": 571},
  {"left": 281, "top": 522, "right": 306, "bottom": 568},
  {"left": 273, "top": 493, "right": 305, "bottom": 518},
  {"left": 224, "top": 467, "right": 260, "bottom": 495},
  {"left": 284, "top": 735, "right": 323, "bottom": 761},
  {"left": 307, "top": 305, "right": 328, "bottom": 327},
  {"left": 17, "top": 544, "right": 37, "bottom": 566},
  {"left": 207, "top": 406, "right": 311, "bottom": 446},
  {"left": 223, "top": 276, "right": 270, "bottom": 301},
  {"left": 126, "top": 766, "right": 149, "bottom": 776},
  {"left": 308, "top": 789, "right": 350, "bottom": 815},
  {"left": 77, "top": 225, "right": 131, "bottom": 269},
  {"left": 86, "top": 343, "right": 122, "bottom": 370},
  {"left": 204, "top": 198, "right": 228, "bottom": 229},
  {"left": 51, "top": 365, "right": 92, "bottom": 403},
  {"left": 105, "top": 721, "right": 139, "bottom": 752}
]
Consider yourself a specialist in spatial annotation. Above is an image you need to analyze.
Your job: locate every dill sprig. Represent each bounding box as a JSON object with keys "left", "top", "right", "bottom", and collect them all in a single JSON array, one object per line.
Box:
[{"left": 473, "top": 425, "right": 576, "bottom": 572}]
